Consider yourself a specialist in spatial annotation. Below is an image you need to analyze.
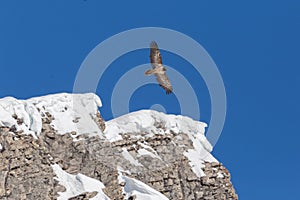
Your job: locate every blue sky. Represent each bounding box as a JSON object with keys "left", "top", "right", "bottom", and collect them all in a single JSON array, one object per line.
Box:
[{"left": 1, "top": 1, "right": 300, "bottom": 199}]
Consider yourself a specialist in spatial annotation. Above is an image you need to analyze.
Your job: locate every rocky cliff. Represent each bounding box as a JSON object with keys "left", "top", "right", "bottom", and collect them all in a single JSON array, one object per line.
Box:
[{"left": 0, "top": 93, "right": 238, "bottom": 200}]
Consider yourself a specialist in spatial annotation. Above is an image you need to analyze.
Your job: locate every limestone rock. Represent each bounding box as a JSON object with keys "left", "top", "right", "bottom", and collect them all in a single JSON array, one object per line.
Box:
[{"left": 0, "top": 93, "right": 238, "bottom": 200}]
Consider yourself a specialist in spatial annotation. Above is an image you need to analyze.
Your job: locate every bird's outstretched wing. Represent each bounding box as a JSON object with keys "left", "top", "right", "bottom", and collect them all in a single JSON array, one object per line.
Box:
[
  {"left": 150, "top": 41, "right": 162, "bottom": 69},
  {"left": 155, "top": 73, "right": 173, "bottom": 94},
  {"left": 148, "top": 41, "right": 173, "bottom": 94}
]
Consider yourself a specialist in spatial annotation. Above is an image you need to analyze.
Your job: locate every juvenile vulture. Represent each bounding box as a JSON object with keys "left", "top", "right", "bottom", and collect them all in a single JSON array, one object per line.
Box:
[{"left": 144, "top": 41, "right": 173, "bottom": 94}]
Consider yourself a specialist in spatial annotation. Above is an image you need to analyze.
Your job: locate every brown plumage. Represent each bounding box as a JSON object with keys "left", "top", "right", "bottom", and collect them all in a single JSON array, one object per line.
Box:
[{"left": 144, "top": 41, "right": 173, "bottom": 94}]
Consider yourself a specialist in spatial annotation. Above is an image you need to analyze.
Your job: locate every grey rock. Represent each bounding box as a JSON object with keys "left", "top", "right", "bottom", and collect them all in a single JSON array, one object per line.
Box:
[{"left": 0, "top": 110, "right": 238, "bottom": 200}]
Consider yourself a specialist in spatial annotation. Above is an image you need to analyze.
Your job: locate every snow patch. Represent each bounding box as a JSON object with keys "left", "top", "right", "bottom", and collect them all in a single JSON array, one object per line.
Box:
[
  {"left": 137, "top": 142, "right": 162, "bottom": 160},
  {"left": 0, "top": 97, "right": 41, "bottom": 138},
  {"left": 184, "top": 133, "right": 217, "bottom": 177},
  {"left": 0, "top": 93, "right": 102, "bottom": 139},
  {"left": 105, "top": 110, "right": 217, "bottom": 177},
  {"left": 121, "top": 147, "right": 143, "bottom": 167},
  {"left": 118, "top": 171, "right": 169, "bottom": 200},
  {"left": 104, "top": 110, "right": 208, "bottom": 142},
  {"left": 137, "top": 149, "right": 160, "bottom": 159},
  {"left": 52, "top": 164, "right": 110, "bottom": 200},
  {"left": 217, "top": 172, "right": 224, "bottom": 178}
]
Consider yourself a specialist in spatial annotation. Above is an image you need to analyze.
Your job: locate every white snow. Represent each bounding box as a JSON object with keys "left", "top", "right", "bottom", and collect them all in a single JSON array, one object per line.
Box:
[
  {"left": 52, "top": 164, "right": 110, "bottom": 200},
  {"left": 137, "top": 149, "right": 159, "bottom": 159},
  {"left": 1, "top": 93, "right": 218, "bottom": 180},
  {"left": 118, "top": 171, "right": 169, "bottom": 200},
  {"left": 104, "top": 110, "right": 208, "bottom": 142},
  {"left": 105, "top": 110, "right": 217, "bottom": 177},
  {"left": 0, "top": 143, "right": 2, "bottom": 151},
  {"left": 137, "top": 142, "right": 162, "bottom": 160},
  {"left": 0, "top": 97, "right": 41, "bottom": 138},
  {"left": 183, "top": 131, "right": 218, "bottom": 177},
  {"left": 0, "top": 93, "right": 102, "bottom": 139},
  {"left": 121, "top": 147, "right": 143, "bottom": 167},
  {"left": 217, "top": 172, "right": 224, "bottom": 178}
]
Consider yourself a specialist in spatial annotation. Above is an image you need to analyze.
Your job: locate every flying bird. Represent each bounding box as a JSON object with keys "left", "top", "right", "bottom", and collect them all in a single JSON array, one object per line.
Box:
[{"left": 144, "top": 41, "right": 173, "bottom": 94}]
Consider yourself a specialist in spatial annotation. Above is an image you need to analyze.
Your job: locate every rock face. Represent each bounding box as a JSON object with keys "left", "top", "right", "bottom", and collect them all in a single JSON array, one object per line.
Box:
[{"left": 0, "top": 93, "right": 238, "bottom": 200}]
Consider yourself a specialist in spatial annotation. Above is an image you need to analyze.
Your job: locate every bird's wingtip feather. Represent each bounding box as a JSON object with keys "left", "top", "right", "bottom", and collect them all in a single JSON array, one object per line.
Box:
[{"left": 150, "top": 41, "right": 158, "bottom": 48}]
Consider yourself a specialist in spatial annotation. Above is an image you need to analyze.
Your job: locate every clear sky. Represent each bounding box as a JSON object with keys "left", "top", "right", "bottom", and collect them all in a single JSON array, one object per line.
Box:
[{"left": 1, "top": 1, "right": 299, "bottom": 199}]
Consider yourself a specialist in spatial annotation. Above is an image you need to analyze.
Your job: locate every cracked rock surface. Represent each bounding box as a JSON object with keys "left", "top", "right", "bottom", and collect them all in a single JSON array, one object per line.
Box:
[{"left": 0, "top": 111, "right": 237, "bottom": 200}]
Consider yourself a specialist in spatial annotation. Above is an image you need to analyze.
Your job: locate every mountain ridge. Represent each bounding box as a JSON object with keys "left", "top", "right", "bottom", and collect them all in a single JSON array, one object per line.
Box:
[{"left": 0, "top": 93, "right": 238, "bottom": 200}]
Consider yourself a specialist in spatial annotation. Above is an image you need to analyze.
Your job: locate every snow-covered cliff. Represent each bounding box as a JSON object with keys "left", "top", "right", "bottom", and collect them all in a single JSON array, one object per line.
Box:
[
  {"left": 0, "top": 93, "right": 237, "bottom": 200},
  {"left": 0, "top": 93, "right": 102, "bottom": 139}
]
